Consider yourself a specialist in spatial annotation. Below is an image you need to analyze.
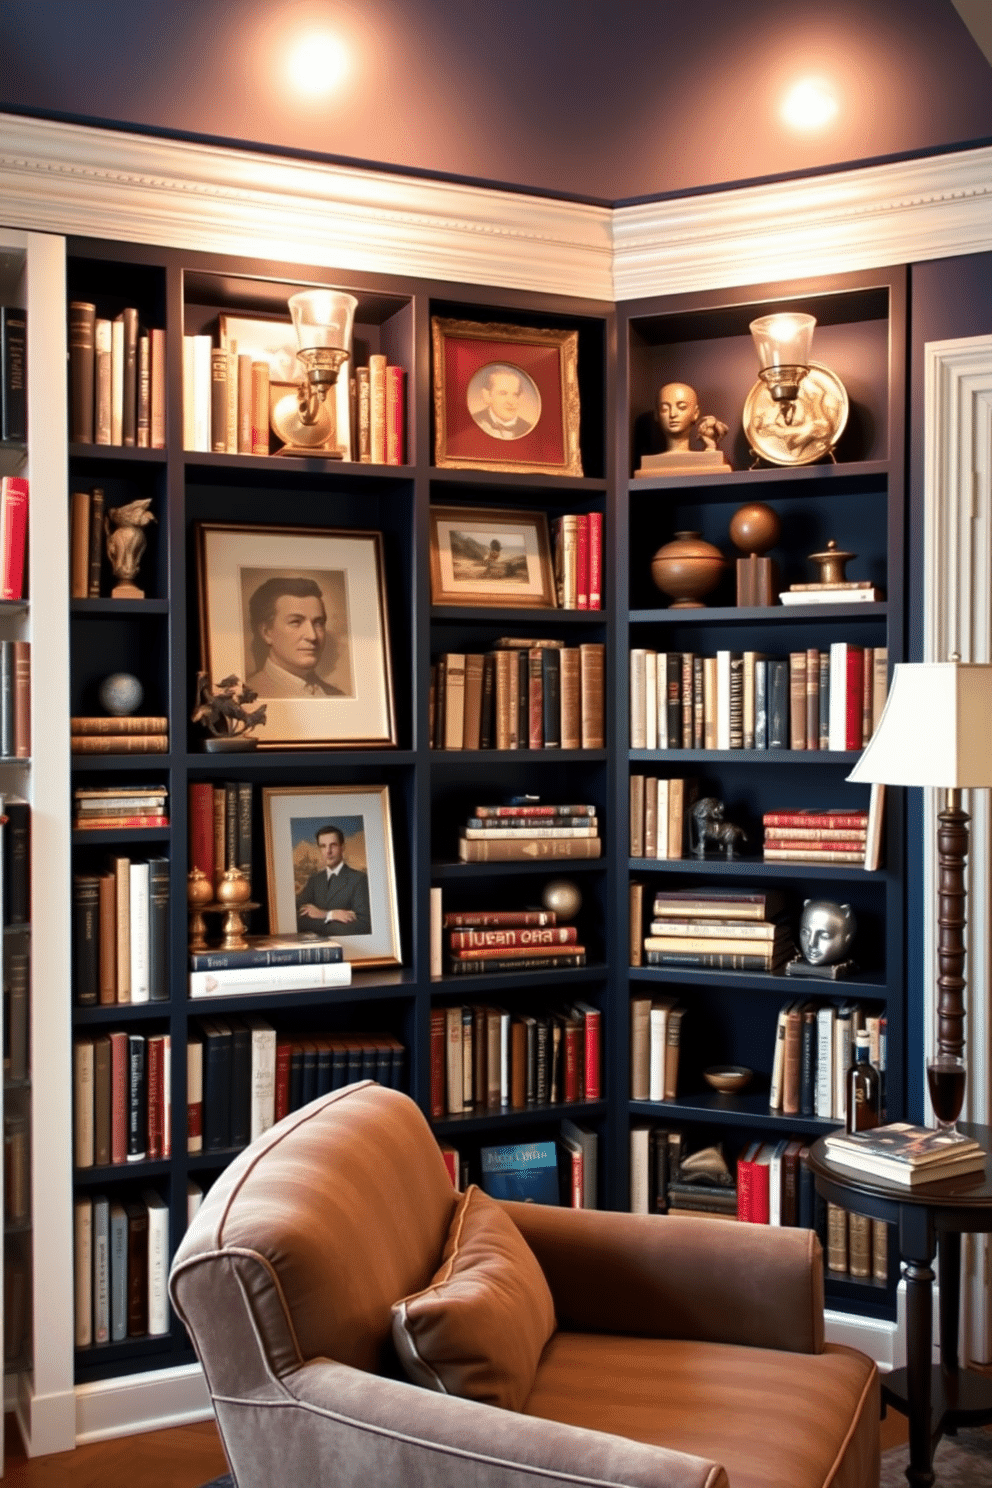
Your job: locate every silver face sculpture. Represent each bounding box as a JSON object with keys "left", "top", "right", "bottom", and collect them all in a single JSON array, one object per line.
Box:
[{"left": 799, "top": 899, "right": 857, "bottom": 966}]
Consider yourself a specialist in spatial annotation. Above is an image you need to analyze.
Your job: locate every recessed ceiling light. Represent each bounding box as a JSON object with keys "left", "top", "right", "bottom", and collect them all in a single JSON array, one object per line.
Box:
[
  {"left": 285, "top": 30, "right": 349, "bottom": 98},
  {"left": 781, "top": 79, "right": 838, "bottom": 131}
]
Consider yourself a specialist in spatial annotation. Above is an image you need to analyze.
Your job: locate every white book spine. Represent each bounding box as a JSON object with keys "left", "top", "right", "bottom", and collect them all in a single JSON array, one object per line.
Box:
[
  {"left": 93, "top": 1195, "right": 110, "bottom": 1343},
  {"left": 816, "top": 1007, "right": 835, "bottom": 1118},
  {"left": 94, "top": 318, "right": 112, "bottom": 444},
  {"left": 629, "top": 1127, "right": 650, "bottom": 1214},
  {"left": 834, "top": 1015, "right": 854, "bottom": 1120},
  {"left": 187, "top": 1039, "right": 203, "bottom": 1154},
  {"left": 192, "top": 334, "right": 213, "bottom": 452},
  {"left": 629, "top": 649, "right": 646, "bottom": 749},
  {"left": 648, "top": 1005, "right": 668, "bottom": 1101},
  {"left": 500, "top": 1011, "right": 511, "bottom": 1106},
  {"left": 716, "top": 649, "right": 731, "bottom": 750},
  {"left": 182, "top": 335, "right": 195, "bottom": 449},
  {"left": 657, "top": 652, "right": 668, "bottom": 749},
  {"left": 129, "top": 861, "right": 150, "bottom": 1002},
  {"left": 110, "top": 315, "right": 124, "bottom": 444},
  {"left": 828, "top": 642, "right": 847, "bottom": 751},
  {"left": 74, "top": 1198, "right": 93, "bottom": 1347},
  {"left": 644, "top": 651, "right": 658, "bottom": 751},
  {"left": 188, "top": 961, "right": 353, "bottom": 997},
  {"left": 657, "top": 779, "right": 669, "bottom": 860},
  {"left": 73, "top": 1038, "right": 95, "bottom": 1167},
  {"left": 110, "top": 1201, "right": 128, "bottom": 1342},
  {"left": 143, "top": 1191, "right": 170, "bottom": 1336},
  {"left": 430, "top": 885, "right": 443, "bottom": 979},
  {"left": 769, "top": 1146, "right": 783, "bottom": 1226},
  {"left": 768, "top": 1005, "right": 789, "bottom": 1111},
  {"left": 249, "top": 1022, "right": 277, "bottom": 1141}
]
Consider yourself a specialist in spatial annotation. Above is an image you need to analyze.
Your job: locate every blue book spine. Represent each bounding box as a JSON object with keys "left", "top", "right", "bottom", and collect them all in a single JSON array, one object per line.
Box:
[
  {"left": 480, "top": 1140, "right": 560, "bottom": 1205},
  {"left": 189, "top": 939, "right": 344, "bottom": 971},
  {"left": 754, "top": 660, "right": 768, "bottom": 750},
  {"left": 110, "top": 1201, "right": 128, "bottom": 1342}
]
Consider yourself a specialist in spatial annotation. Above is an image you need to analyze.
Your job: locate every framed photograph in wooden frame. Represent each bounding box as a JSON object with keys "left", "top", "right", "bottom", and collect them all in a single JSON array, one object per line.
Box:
[
  {"left": 431, "top": 318, "right": 582, "bottom": 476},
  {"left": 263, "top": 784, "right": 402, "bottom": 967},
  {"left": 196, "top": 522, "right": 396, "bottom": 748},
  {"left": 429, "top": 505, "right": 557, "bottom": 609}
]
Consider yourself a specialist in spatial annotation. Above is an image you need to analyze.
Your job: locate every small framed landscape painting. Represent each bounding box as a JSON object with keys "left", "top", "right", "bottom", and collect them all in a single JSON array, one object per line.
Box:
[
  {"left": 196, "top": 521, "right": 395, "bottom": 749},
  {"left": 431, "top": 318, "right": 582, "bottom": 477},
  {"left": 429, "top": 505, "right": 556, "bottom": 609},
  {"left": 262, "top": 784, "right": 402, "bottom": 968}
]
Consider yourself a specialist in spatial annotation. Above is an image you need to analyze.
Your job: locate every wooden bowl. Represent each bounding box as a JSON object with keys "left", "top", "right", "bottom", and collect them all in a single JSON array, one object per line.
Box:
[{"left": 703, "top": 1065, "right": 753, "bottom": 1093}]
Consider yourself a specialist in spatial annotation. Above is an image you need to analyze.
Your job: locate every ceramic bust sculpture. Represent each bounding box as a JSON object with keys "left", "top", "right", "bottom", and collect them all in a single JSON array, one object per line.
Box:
[
  {"left": 636, "top": 382, "right": 731, "bottom": 476},
  {"left": 787, "top": 899, "right": 858, "bottom": 980}
]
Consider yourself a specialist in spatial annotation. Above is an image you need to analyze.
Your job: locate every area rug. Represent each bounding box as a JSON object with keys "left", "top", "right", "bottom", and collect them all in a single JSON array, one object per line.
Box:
[{"left": 881, "top": 1427, "right": 992, "bottom": 1486}]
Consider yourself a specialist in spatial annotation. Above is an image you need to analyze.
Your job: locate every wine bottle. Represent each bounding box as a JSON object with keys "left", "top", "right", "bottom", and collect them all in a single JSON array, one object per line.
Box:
[{"left": 846, "top": 1030, "right": 881, "bottom": 1134}]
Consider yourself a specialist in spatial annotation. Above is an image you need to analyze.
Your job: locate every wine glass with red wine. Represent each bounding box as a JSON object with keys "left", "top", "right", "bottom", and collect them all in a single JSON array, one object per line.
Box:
[{"left": 927, "top": 1053, "right": 967, "bottom": 1138}]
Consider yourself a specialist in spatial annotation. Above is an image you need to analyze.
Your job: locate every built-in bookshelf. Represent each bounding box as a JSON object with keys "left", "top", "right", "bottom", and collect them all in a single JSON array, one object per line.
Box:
[{"left": 616, "top": 268, "right": 906, "bottom": 1318}]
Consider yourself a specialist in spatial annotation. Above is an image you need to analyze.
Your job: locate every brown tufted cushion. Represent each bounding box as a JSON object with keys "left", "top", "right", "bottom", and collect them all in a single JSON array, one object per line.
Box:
[{"left": 391, "top": 1184, "right": 556, "bottom": 1411}]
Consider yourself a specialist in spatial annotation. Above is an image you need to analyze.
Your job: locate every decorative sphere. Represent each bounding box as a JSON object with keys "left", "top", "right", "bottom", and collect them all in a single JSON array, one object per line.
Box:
[
  {"left": 97, "top": 671, "right": 144, "bottom": 716},
  {"left": 541, "top": 879, "right": 582, "bottom": 922},
  {"left": 186, "top": 868, "right": 213, "bottom": 907},
  {"left": 729, "top": 502, "right": 781, "bottom": 556},
  {"left": 216, "top": 868, "right": 251, "bottom": 905}
]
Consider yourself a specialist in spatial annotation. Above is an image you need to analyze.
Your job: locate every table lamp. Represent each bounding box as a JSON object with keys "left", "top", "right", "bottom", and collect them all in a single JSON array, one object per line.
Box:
[{"left": 847, "top": 658, "right": 992, "bottom": 1131}]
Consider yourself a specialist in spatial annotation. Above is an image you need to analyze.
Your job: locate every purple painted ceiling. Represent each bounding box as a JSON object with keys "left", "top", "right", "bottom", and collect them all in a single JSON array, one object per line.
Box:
[{"left": 1, "top": 0, "right": 991, "bottom": 205}]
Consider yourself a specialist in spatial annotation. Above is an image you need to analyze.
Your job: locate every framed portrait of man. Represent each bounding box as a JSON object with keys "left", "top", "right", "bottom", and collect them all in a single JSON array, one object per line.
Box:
[
  {"left": 196, "top": 522, "right": 396, "bottom": 748},
  {"left": 263, "top": 784, "right": 402, "bottom": 967},
  {"left": 431, "top": 318, "right": 582, "bottom": 477}
]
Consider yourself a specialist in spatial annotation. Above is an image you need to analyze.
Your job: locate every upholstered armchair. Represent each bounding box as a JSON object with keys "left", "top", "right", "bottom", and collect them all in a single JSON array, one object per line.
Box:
[{"left": 169, "top": 1081, "right": 879, "bottom": 1488}]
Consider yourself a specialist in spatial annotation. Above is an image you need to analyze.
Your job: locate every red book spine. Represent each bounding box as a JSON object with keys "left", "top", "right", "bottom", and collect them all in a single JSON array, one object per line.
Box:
[
  {"left": 76, "top": 814, "right": 170, "bottom": 830},
  {"left": 439, "top": 1146, "right": 458, "bottom": 1187},
  {"left": 274, "top": 1039, "right": 292, "bottom": 1122},
  {"left": 575, "top": 514, "right": 590, "bottom": 610},
  {"left": 443, "top": 911, "right": 557, "bottom": 927},
  {"left": 768, "top": 838, "right": 865, "bottom": 852},
  {"left": 188, "top": 782, "right": 215, "bottom": 884},
  {"left": 564, "top": 1026, "right": 579, "bottom": 1103},
  {"left": 528, "top": 648, "right": 544, "bottom": 749},
  {"left": 762, "top": 811, "right": 868, "bottom": 829},
  {"left": 385, "top": 365, "right": 405, "bottom": 466},
  {"left": 430, "top": 1008, "right": 445, "bottom": 1119},
  {"left": 110, "top": 1031, "right": 128, "bottom": 1165},
  {"left": 582, "top": 1010, "right": 601, "bottom": 1101},
  {"left": 751, "top": 1153, "right": 771, "bottom": 1225},
  {"left": 146, "top": 1035, "right": 163, "bottom": 1160},
  {"left": 0, "top": 478, "right": 28, "bottom": 601},
  {"left": 567, "top": 1146, "right": 583, "bottom": 1207},
  {"left": 737, "top": 1147, "right": 755, "bottom": 1221},
  {"left": 845, "top": 648, "right": 865, "bottom": 751},
  {"left": 587, "top": 510, "right": 603, "bottom": 610},
  {"left": 448, "top": 927, "right": 577, "bottom": 949}
]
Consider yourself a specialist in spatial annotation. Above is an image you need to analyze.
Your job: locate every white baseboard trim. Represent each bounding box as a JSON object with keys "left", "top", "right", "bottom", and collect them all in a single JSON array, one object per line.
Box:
[
  {"left": 825, "top": 1307, "right": 903, "bottom": 1373},
  {"left": 74, "top": 1362, "right": 212, "bottom": 1445}
]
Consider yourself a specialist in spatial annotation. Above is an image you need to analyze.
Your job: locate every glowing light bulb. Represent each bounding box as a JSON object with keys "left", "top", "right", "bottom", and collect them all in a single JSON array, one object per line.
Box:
[
  {"left": 285, "top": 30, "right": 349, "bottom": 98},
  {"left": 781, "top": 79, "right": 838, "bottom": 132}
]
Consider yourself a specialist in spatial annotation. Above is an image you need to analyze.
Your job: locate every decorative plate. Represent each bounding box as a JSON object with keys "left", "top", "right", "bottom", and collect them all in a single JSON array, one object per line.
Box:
[{"left": 743, "top": 362, "right": 849, "bottom": 467}]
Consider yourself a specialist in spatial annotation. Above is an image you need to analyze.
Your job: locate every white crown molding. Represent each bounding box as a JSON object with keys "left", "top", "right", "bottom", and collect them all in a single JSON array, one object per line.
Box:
[
  {"left": 613, "top": 146, "right": 992, "bottom": 300},
  {"left": 0, "top": 114, "right": 614, "bottom": 300},
  {"left": 3, "top": 115, "right": 992, "bottom": 303}
]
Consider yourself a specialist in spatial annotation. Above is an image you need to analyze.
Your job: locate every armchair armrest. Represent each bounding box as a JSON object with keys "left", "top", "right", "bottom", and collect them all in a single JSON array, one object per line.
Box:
[
  {"left": 231, "top": 1357, "right": 728, "bottom": 1488},
  {"left": 501, "top": 1203, "right": 824, "bottom": 1355}
]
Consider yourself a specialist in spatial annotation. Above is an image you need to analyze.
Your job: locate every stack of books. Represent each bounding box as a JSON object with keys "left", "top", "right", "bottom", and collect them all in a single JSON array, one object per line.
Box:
[
  {"left": 188, "top": 933, "right": 351, "bottom": 999},
  {"left": 430, "top": 1001, "right": 600, "bottom": 1115},
  {"left": 68, "top": 302, "right": 166, "bottom": 449},
  {"left": 823, "top": 1122, "right": 987, "bottom": 1186},
  {"left": 444, "top": 910, "right": 586, "bottom": 975},
  {"left": 643, "top": 888, "right": 792, "bottom": 973},
  {"left": 457, "top": 801, "right": 602, "bottom": 862},
  {"left": 780, "top": 580, "right": 883, "bottom": 606},
  {"left": 431, "top": 639, "right": 604, "bottom": 751},
  {"left": 629, "top": 995, "right": 684, "bottom": 1101},
  {"left": 71, "top": 715, "right": 168, "bottom": 755},
  {"left": 74, "top": 1190, "right": 169, "bottom": 1349},
  {"left": 768, "top": 998, "right": 886, "bottom": 1120},
  {"left": 74, "top": 784, "right": 169, "bottom": 830},
  {"left": 628, "top": 775, "right": 696, "bottom": 858},
  {"left": 762, "top": 793, "right": 884, "bottom": 869},
  {"left": 550, "top": 512, "right": 604, "bottom": 610}
]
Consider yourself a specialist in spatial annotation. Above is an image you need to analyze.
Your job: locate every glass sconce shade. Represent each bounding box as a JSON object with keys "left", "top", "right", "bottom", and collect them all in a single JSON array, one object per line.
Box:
[
  {"left": 750, "top": 312, "right": 817, "bottom": 402},
  {"left": 288, "top": 289, "right": 358, "bottom": 389}
]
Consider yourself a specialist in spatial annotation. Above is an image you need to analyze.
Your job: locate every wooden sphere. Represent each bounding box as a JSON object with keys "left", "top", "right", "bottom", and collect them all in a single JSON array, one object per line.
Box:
[
  {"left": 650, "top": 531, "right": 725, "bottom": 608},
  {"left": 728, "top": 502, "right": 781, "bottom": 556},
  {"left": 541, "top": 878, "right": 582, "bottom": 922}
]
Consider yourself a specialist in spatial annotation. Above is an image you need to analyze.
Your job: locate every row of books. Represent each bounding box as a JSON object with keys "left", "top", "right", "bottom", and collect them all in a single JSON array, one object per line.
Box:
[
  {"left": 0, "top": 795, "right": 29, "bottom": 926},
  {"left": 73, "top": 1030, "right": 172, "bottom": 1168},
  {"left": 636, "top": 886, "right": 790, "bottom": 973},
  {"left": 182, "top": 334, "right": 406, "bottom": 465},
  {"left": 430, "top": 640, "right": 605, "bottom": 752},
  {"left": 73, "top": 783, "right": 169, "bottom": 830},
  {"left": 72, "top": 856, "right": 170, "bottom": 1005},
  {"left": 462, "top": 1128, "right": 599, "bottom": 1208},
  {"left": 629, "top": 645, "right": 888, "bottom": 752},
  {"left": 0, "top": 638, "right": 30, "bottom": 758},
  {"left": 550, "top": 512, "right": 603, "bottom": 610},
  {"left": 0, "top": 305, "right": 26, "bottom": 443},
  {"left": 769, "top": 998, "right": 886, "bottom": 1121},
  {"left": 439, "top": 904, "right": 587, "bottom": 976},
  {"left": 0, "top": 475, "right": 27, "bottom": 599},
  {"left": 71, "top": 717, "right": 169, "bottom": 756},
  {"left": 73, "top": 1189, "right": 170, "bottom": 1348},
  {"left": 188, "top": 1019, "right": 405, "bottom": 1155},
  {"left": 458, "top": 799, "right": 602, "bottom": 863},
  {"left": 629, "top": 996, "right": 683, "bottom": 1101},
  {"left": 628, "top": 775, "right": 695, "bottom": 860},
  {"left": 430, "top": 1001, "right": 601, "bottom": 1117},
  {"left": 2, "top": 930, "right": 28, "bottom": 1082},
  {"left": 762, "top": 804, "right": 883, "bottom": 870},
  {"left": 69, "top": 486, "right": 111, "bottom": 600},
  {"left": 68, "top": 303, "right": 166, "bottom": 449},
  {"left": 188, "top": 778, "right": 253, "bottom": 886}
]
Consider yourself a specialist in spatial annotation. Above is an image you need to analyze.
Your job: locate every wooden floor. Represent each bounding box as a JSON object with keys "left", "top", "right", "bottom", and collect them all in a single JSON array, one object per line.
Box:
[{"left": 0, "top": 1403, "right": 910, "bottom": 1486}]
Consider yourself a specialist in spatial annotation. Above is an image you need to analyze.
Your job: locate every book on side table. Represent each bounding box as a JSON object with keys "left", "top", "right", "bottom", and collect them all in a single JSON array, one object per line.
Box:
[{"left": 823, "top": 1122, "right": 986, "bottom": 1186}]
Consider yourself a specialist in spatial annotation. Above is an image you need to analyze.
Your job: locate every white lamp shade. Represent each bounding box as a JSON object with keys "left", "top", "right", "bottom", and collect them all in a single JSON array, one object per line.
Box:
[{"left": 847, "top": 661, "right": 992, "bottom": 789}]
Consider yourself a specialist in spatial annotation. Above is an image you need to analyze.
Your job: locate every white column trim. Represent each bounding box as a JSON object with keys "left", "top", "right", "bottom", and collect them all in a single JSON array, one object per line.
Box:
[
  {"left": 2, "top": 115, "right": 992, "bottom": 300},
  {"left": 923, "top": 333, "right": 992, "bottom": 1362}
]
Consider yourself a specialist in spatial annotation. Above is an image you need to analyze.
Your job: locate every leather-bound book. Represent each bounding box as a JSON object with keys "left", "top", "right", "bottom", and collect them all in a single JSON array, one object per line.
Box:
[
  {"left": 124, "top": 1198, "right": 149, "bottom": 1335},
  {"left": 68, "top": 301, "right": 96, "bottom": 443},
  {"left": 210, "top": 348, "right": 229, "bottom": 453},
  {"left": 87, "top": 486, "right": 105, "bottom": 597},
  {"left": 136, "top": 331, "right": 151, "bottom": 447},
  {"left": 385, "top": 364, "right": 405, "bottom": 465},
  {"left": 121, "top": 307, "right": 139, "bottom": 446},
  {"left": 12, "top": 641, "right": 30, "bottom": 758},
  {"left": 94, "top": 318, "right": 112, "bottom": 444},
  {"left": 73, "top": 873, "right": 101, "bottom": 1006},
  {"left": 579, "top": 642, "right": 605, "bottom": 749}
]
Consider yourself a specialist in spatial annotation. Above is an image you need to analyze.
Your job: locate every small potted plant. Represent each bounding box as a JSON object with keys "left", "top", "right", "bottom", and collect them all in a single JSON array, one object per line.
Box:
[{"left": 191, "top": 673, "right": 267, "bottom": 752}]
